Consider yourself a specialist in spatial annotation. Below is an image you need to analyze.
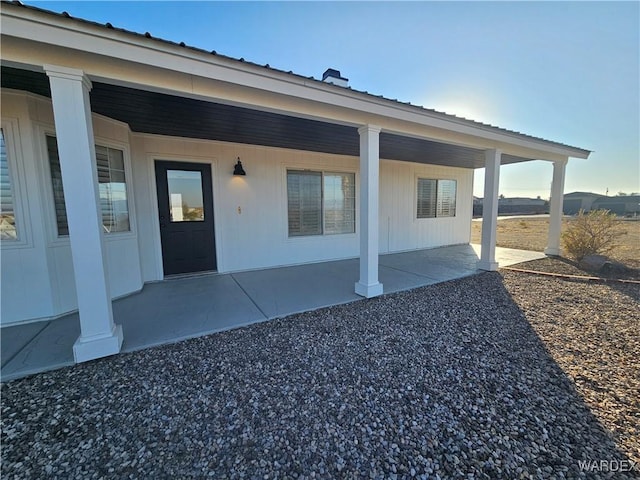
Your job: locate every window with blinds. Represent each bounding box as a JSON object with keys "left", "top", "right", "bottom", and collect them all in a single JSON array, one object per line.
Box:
[
  {"left": 0, "top": 129, "right": 17, "bottom": 240},
  {"left": 417, "top": 178, "right": 437, "bottom": 218},
  {"left": 47, "top": 135, "right": 130, "bottom": 236},
  {"left": 437, "top": 179, "right": 457, "bottom": 217},
  {"left": 323, "top": 173, "right": 355, "bottom": 235},
  {"left": 96, "top": 145, "right": 130, "bottom": 233},
  {"left": 46, "top": 136, "right": 69, "bottom": 235},
  {"left": 287, "top": 170, "right": 322, "bottom": 236},
  {"left": 287, "top": 170, "right": 355, "bottom": 237},
  {"left": 417, "top": 178, "right": 457, "bottom": 218}
]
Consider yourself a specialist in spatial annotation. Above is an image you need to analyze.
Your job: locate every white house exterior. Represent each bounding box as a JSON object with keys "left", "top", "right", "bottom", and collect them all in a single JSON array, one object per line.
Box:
[{"left": 0, "top": 3, "right": 590, "bottom": 363}]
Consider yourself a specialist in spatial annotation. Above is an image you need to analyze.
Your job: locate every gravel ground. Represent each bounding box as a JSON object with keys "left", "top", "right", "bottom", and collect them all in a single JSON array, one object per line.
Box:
[
  {"left": 515, "top": 257, "right": 640, "bottom": 281},
  {"left": 502, "top": 261, "right": 640, "bottom": 468},
  {"left": 2, "top": 271, "right": 639, "bottom": 479}
]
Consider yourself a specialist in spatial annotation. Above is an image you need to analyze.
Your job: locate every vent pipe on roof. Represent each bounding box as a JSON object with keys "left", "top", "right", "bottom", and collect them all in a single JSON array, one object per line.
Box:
[{"left": 322, "top": 68, "right": 349, "bottom": 87}]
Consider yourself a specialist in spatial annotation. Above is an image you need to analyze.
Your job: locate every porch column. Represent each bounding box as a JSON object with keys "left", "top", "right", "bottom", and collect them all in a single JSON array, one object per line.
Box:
[
  {"left": 544, "top": 159, "right": 568, "bottom": 256},
  {"left": 45, "top": 65, "right": 123, "bottom": 363},
  {"left": 355, "top": 125, "right": 383, "bottom": 298},
  {"left": 479, "top": 149, "right": 501, "bottom": 271}
]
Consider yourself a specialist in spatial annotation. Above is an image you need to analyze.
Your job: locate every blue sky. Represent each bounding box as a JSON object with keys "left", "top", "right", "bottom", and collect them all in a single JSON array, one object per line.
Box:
[{"left": 25, "top": 1, "right": 640, "bottom": 198}]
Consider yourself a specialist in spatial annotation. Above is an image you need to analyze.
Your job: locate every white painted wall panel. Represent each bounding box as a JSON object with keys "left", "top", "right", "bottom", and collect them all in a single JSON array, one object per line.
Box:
[
  {"left": 1, "top": 93, "right": 56, "bottom": 325},
  {"left": 129, "top": 134, "right": 160, "bottom": 283},
  {"left": 2, "top": 89, "right": 473, "bottom": 326},
  {"left": 47, "top": 236, "right": 143, "bottom": 316},
  {"left": 132, "top": 135, "right": 362, "bottom": 276},
  {"left": 0, "top": 248, "right": 54, "bottom": 322},
  {"left": 132, "top": 134, "right": 473, "bottom": 278},
  {"left": 1, "top": 91, "right": 142, "bottom": 325},
  {"left": 380, "top": 160, "right": 473, "bottom": 253},
  {"left": 48, "top": 244, "right": 77, "bottom": 314},
  {"left": 104, "top": 236, "right": 144, "bottom": 297}
]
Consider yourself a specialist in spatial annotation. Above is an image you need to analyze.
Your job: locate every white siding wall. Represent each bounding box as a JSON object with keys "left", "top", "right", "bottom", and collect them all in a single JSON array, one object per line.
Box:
[
  {"left": 0, "top": 91, "right": 142, "bottom": 325},
  {"left": 130, "top": 135, "right": 361, "bottom": 277},
  {"left": 131, "top": 134, "right": 473, "bottom": 278},
  {"left": 1, "top": 90, "right": 473, "bottom": 326},
  {"left": 379, "top": 160, "right": 473, "bottom": 253},
  {"left": 1, "top": 94, "right": 54, "bottom": 323}
]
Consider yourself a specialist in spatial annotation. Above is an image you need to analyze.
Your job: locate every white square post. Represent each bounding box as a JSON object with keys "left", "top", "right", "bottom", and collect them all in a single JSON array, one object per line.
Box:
[
  {"left": 355, "top": 125, "right": 383, "bottom": 298},
  {"left": 45, "top": 65, "right": 123, "bottom": 363},
  {"left": 479, "top": 149, "right": 501, "bottom": 271},
  {"left": 545, "top": 159, "right": 568, "bottom": 256}
]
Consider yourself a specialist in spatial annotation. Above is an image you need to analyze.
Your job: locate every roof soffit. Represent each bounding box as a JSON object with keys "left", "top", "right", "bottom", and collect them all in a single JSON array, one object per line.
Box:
[{"left": 1, "top": 3, "right": 590, "bottom": 161}]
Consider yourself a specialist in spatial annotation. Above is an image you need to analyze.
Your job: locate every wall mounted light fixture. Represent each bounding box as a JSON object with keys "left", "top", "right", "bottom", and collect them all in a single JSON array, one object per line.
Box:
[{"left": 233, "top": 158, "right": 246, "bottom": 176}]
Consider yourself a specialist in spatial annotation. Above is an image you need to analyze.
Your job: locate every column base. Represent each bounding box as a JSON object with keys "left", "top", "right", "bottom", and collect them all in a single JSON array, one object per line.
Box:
[
  {"left": 355, "top": 281, "right": 384, "bottom": 298},
  {"left": 73, "top": 324, "right": 123, "bottom": 363},
  {"left": 544, "top": 247, "right": 561, "bottom": 256},
  {"left": 478, "top": 260, "right": 499, "bottom": 271}
]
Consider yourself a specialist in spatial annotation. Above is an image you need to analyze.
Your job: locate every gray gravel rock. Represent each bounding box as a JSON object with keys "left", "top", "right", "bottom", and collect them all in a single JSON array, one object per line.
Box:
[
  {"left": 2, "top": 272, "right": 639, "bottom": 479},
  {"left": 503, "top": 265, "right": 640, "bottom": 471}
]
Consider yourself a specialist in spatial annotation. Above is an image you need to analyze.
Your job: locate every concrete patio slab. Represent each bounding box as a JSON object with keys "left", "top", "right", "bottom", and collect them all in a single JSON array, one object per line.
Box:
[
  {"left": 1, "top": 321, "right": 49, "bottom": 367},
  {"left": 480, "top": 245, "right": 546, "bottom": 266},
  {"left": 117, "top": 274, "right": 266, "bottom": 352},
  {"left": 231, "top": 259, "right": 362, "bottom": 318},
  {"left": 1, "top": 315, "right": 78, "bottom": 379},
  {"left": 381, "top": 249, "right": 477, "bottom": 282},
  {"left": 1, "top": 244, "right": 546, "bottom": 381},
  {"left": 377, "top": 264, "right": 439, "bottom": 294}
]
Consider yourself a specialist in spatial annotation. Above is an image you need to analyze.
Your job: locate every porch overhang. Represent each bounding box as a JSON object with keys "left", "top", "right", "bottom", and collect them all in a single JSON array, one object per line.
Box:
[
  {"left": 0, "top": 1, "right": 591, "bottom": 166},
  {"left": 2, "top": 66, "right": 527, "bottom": 169}
]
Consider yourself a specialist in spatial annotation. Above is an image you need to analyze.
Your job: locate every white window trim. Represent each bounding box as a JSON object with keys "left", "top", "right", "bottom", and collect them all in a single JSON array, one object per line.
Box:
[
  {"left": 414, "top": 174, "right": 458, "bottom": 220},
  {"left": 0, "top": 118, "right": 32, "bottom": 249},
  {"left": 37, "top": 124, "right": 137, "bottom": 246},
  {"left": 283, "top": 163, "right": 358, "bottom": 241}
]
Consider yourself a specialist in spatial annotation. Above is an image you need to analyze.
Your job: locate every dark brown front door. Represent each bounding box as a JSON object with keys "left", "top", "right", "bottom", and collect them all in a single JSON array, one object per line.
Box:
[{"left": 155, "top": 161, "right": 216, "bottom": 275}]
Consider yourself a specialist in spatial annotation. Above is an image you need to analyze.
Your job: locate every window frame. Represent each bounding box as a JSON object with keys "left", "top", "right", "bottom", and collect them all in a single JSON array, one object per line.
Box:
[
  {"left": 0, "top": 118, "right": 31, "bottom": 249},
  {"left": 95, "top": 144, "right": 131, "bottom": 234},
  {"left": 39, "top": 126, "right": 136, "bottom": 244},
  {"left": 416, "top": 177, "right": 458, "bottom": 219},
  {"left": 286, "top": 168, "right": 357, "bottom": 238}
]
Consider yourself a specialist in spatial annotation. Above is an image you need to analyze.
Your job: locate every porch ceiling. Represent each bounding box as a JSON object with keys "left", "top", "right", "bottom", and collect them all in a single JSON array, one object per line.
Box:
[{"left": 1, "top": 66, "right": 533, "bottom": 168}]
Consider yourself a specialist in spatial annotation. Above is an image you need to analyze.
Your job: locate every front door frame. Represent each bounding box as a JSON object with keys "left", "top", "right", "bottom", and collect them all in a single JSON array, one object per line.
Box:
[{"left": 149, "top": 155, "right": 220, "bottom": 278}]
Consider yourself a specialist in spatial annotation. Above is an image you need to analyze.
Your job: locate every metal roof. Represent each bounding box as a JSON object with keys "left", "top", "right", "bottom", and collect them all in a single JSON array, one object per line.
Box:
[{"left": 3, "top": 0, "right": 591, "bottom": 156}]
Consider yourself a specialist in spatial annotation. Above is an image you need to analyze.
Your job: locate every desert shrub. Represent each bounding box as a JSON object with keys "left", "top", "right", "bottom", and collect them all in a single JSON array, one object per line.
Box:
[{"left": 562, "top": 209, "right": 626, "bottom": 261}]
